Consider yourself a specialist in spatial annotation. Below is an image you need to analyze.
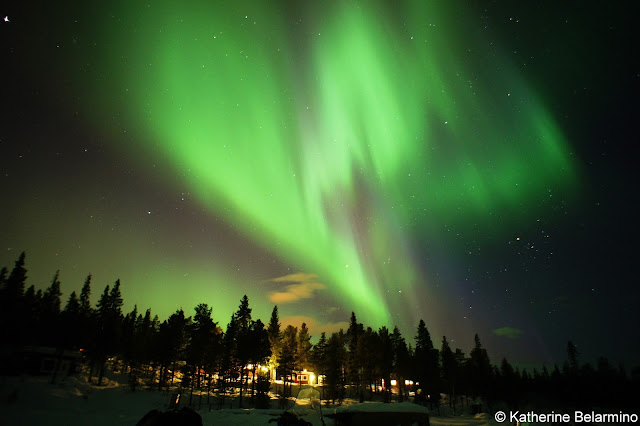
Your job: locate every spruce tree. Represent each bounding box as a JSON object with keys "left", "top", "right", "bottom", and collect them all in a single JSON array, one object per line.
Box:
[
  {"left": 61, "top": 291, "right": 80, "bottom": 348},
  {"left": 414, "top": 319, "right": 440, "bottom": 407},
  {"left": 468, "top": 334, "right": 492, "bottom": 401},
  {"left": 22, "top": 285, "right": 39, "bottom": 344},
  {"left": 346, "top": 312, "right": 364, "bottom": 395},
  {"left": 279, "top": 325, "right": 298, "bottom": 396},
  {"left": 5, "top": 251, "right": 27, "bottom": 301},
  {"left": 311, "top": 332, "right": 328, "bottom": 388},
  {"left": 377, "top": 326, "right": 394, "bottom": 402},
  {"left": 79, "top": 275, "right": 92, "bottom": 314},
  {"left": 121, "top": 305, "right": 138, "bottom": 372},
  {"left": 1, "top": 253, "right": 28, "bottom": 343},
  {"left": 40, "top": 270, "right": 63, "bottom": 346},
  {"left": 267, "top": 305, "right": 281, "bottom": 380},
  {"left": 391, "top": 326, "right": 411, "bottom": 401},
  {"left": 440, "top": 336, "right": 457, "bottom": 410},
  {"left": 296, "top": 322, "right": 312, "bottom": 371},
  {"left": 109, "top": 279, "right": 124, "bottom": 317},
  {"left": 248, "top": 319, "right": 271, "bottom": 399},
  {"left": 42, "top": 270, "right": 62, "bottom": 315},
  {"left": 325, "top": 331, "right": 347, "bottom": 403},
  {"left": 232, "top": 295, "right": 253, "bottom": 407}
]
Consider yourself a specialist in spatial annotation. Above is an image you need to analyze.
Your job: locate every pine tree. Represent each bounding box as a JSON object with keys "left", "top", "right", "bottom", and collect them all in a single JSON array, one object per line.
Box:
[
  {"left": 187, "top": 303, "right": 222, "bottom": 406},
  {"left": 5, "top": 251, "right": 27, "bottom": 300},
  {"left": 358, "top": 327, "right": 378, "bottom": 400},
  {"left": 64, "top": 291, "right": 80, "bottom": 315},
  {"left": 232, "top": 295, "right": 253, "bottom": 407},
  {"left": 61, "top": 291, "right": 80, "bottom": 348},
  {"left": 93, "top": 280, "right": 125, "bottom": 385},
  {"left": 109, "top": 279, "right": 124, "bottom": 317},
  {"left": 158, "top": 309, "right": 190, "bottom": 388},
  {"left": 192, "top": 304, "right": 222, "bottom": 372},
  {"left": 42, "top": 270, "right": 62, "bottom": 314},
  {"left": 267, "top": 305, "right": 281, "bottom": 380},
  {"left": 1, "top": 252, "right": 28, "bottom": 344},
  {"left": 325, "top": 331, "right": 347, "bottom": 403},
  {"left": 248, "top": 319, "right": 271, "bottom": 399},
  {"left": 468, "top": 334, "right": 492, "bottom": 401},
  {"left": 236, "top": 295, "right": 252, "bottom": 329},
  {"left": 499, "top": 357, "right": 517, "bottom": 409},
  {"left": 79, "top": 275, "right": 92, "bottom": 314},
  {"left": 121, "top": 305, "right": 138, "bottom": 371},
  {"left": 377, "top": 326, "right": 394, "bottom": 402},
  {"left": 41, "top": 270, "right": 63, "bottom": 346},
  {"left": 440, "top": 336, "right": 457, "bottom": 410},
  {"left": 311, "top": 332, "right": 328, "bottom": 388},
  {"left": 96, "top": 285, "right": 110, "bottom": 318},
  {"left": 22, "top": 285, "right": 40, "bottom": 344},
  {"left": 76, "top": 274, "right": 94, "bottom": 352},
  {"left": 346, "top": 312, "right": 364, "bottom": 395},
  {"left": 296, "top": 322, "right": 312, "bottom": 371},
  {"left": 414, "top": 319, "right": 440, "bottom": 407},
  {"left": 279, "top": 325, "right": 298, "bottom": 397},
  {"left": 391, "top": 326, "right": 411, "bottom": 401}
]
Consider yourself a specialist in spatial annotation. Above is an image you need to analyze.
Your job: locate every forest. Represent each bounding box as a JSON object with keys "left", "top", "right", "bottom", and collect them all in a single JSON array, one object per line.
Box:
[{"left": 1, "top": 251, "right": 637, "bottom": 412}]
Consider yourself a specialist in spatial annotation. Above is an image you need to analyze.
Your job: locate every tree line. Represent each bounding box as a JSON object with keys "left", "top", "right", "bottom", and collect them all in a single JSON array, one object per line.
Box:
[{"left": 0, "top": 252, "right": 637, "bottom": 410}]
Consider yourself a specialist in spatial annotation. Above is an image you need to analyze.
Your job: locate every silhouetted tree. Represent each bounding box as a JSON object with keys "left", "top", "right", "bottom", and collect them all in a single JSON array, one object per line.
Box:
[
  {"left": 22, "top": 285, "right": 40, "bottom": 345},
  {"left": 41, "top": 270, "right": 62, "bottom": 346},
  {"left": 61, "top": 290, "right": 80, "bottom": 349},
  {"left": 414, "top": 319, "right": 440, "bottom": 408},
  {"left": 4, "top": 251, "right": 27, "bottom": 300},
  {"left": 357, "top": 327, "right": 378, "bottom": 400},
  {"left": 391, "top": 326, "right": 411, "bottom": 402},
  {"left": 248, "top": 319, "right": 270, "bottom": 401},
  {"left": 93, "top": 280, "right": 125, "bottom": 385},
  {"left": 1, "top": 252, "right": 27, "bottom": 343},
  {"left": 296, "top": 322, "right": 312, "bottom": 372},
  {"left": 499, "top": 357, "right": 518, "bottom": 409},
  {"left": 267, "top": 305, "right": 281, "bottom": 381},
  {"left": 186, "top": 303, "right": 221, "bottom": 407},
  {"left": 346, "top": 312, "right": 364, "bottom": 398},
  {"left": 468, "top": 334, "right": 492, "bottom": 403},
  {"left": 440, "top": 336, "right": 458, "bottom": 411},
  {"left": 311, "top": 332, "right": 328, "bottom": 398},
  {"left": 231, "top": 295, "right": 253, "bottom": 407},
  {"left": 120, "top": 305, "right": 138, "bottom": 377},
  {"left": 279, "top": 325, "right": 298, "bottom": 397},
  {"left": 377, "top": 326, "right": 394, "bottom": 402},
  {"left": 156, "top": 309, "right": 190, "bottom": 388},
  {"left": 325, "top": 331, "right": 347, "bottom": 403}
]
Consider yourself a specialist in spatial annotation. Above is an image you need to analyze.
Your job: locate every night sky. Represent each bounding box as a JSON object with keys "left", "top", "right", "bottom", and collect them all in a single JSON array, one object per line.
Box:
[{"left": 1, "top": 1, "right": 637, "bottom": 369}]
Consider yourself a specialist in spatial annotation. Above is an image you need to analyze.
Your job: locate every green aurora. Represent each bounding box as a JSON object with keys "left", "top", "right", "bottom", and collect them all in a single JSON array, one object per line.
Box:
[{"left": 81, "top": 1, "right": 577, "bottom": 328}]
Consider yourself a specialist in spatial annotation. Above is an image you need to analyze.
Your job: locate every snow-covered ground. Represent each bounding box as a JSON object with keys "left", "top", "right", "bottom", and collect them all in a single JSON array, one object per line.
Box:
[
  {"left": 0, "top": 373, "right": 502, "bottom": 426},
  {"left": 7, "top": 371, "right": 630, "bottom": 425}
]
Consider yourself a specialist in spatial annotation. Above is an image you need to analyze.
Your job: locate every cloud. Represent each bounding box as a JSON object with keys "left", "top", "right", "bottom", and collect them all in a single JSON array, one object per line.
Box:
[
  {"left": 269, "top": 272, "right": 319, "bottom": 283},
  {"left": 268, "top": 272, "right": 326, "bottom": 303},
  {"left": 280, "top": 315, "right": 349, "bottom": 336},
  {"left": 493, "top": 326, "right": 523, "bottom": 339}
]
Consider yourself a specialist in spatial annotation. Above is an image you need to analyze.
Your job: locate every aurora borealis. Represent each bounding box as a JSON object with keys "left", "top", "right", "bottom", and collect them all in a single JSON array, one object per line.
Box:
[{"left": 1, "top": 1, "right": 637, "bottom": 366}]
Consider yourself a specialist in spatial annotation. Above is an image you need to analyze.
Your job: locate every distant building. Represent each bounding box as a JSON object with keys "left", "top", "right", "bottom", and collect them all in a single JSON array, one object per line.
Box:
[
  {"left": 292, "top": 369, "right": 316, "bottom": 385},
  {"left": 4, "top": 346, "right": 82, "bottom": 377}
]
